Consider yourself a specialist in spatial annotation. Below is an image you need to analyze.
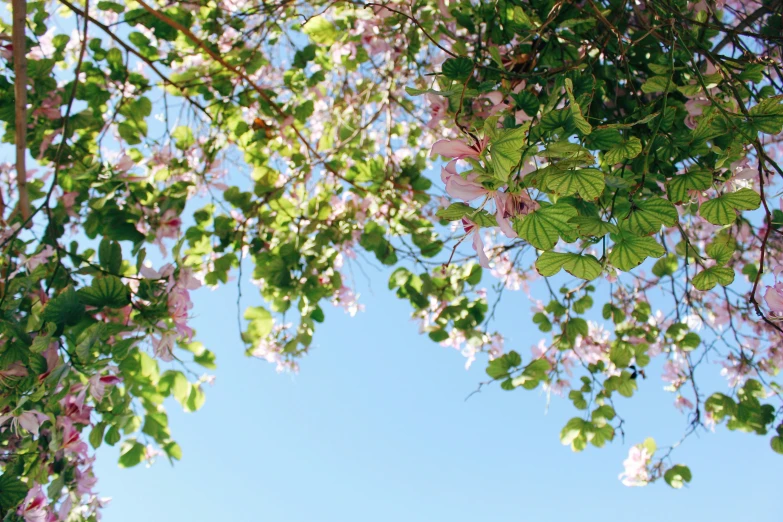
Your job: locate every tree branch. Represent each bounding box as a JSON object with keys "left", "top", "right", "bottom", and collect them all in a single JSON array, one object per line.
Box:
[{"left": 12, "top": 0, "right": 29, "bottom": 221}]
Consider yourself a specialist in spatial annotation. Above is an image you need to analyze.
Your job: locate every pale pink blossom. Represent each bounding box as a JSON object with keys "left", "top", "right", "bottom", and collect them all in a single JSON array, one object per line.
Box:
[
  {"left": 332, "top": 286, "right": 365, "bottom": 317},
  {"left": 440, "top": 160, "right": 488, "bottom": 201},
  {"left": 462, "top": 218, "right": 490, "bottom": 268},
  {"left": 764, "top": 283, "right": 783, "bottom": 315},
  {"left": 59, "top": 417, "right": 88, "bottom": 456},
  {"left": 18, "top": 483, "right": 49, "bottom": 522},
  {"left": 430, "top": 137, "right": 487, "bottom": 160},
  {"left": 27, "top": 28, "right": 56, "bottom": 60},
  {"left": 494, "top": 191, "right": 537, "bottom": 238},
  {"left": 674, "top": 395, "right": 694, "bottom": 412},
  {"left": 88, "top": 370, "right": 122, "bottom": 402},
  {"left": 618, "top": 445, "right": 651, "bottom": 487},
  {"left": 0, "top": 362, "right": 29, "bottom": 383},
  {"left": 151, "top": 331, "right": 177, "bottom": 361},
  {"left": 60, "top": 387, "right": 92, "bottom": 425},
  {"left": 425, "top": 93, "right": 449, "bottom": 129},
  {"left": 20, "top": 245, "right": 56, "bottom": 271},
  {"left": 684, "top": 96, "right": 710, "bottom": 129},
  {"left": 0, "top": 410, "right": 49, "bottom": 436}
]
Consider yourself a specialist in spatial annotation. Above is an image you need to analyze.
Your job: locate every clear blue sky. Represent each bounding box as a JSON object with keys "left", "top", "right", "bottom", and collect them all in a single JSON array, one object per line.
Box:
[{"left": 94, "top": 259, "right": 781, "bottom": 522}]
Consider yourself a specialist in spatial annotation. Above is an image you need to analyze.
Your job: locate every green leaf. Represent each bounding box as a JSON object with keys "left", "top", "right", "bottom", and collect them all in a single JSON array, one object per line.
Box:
[
  {"left": 666, "top": 169, "right": 712, "bottom": 204},
  {"left": 512, "top": 90, "right": 539, "bottom": 116},
  {"left": 642, "top": 437, "right": 657, "bottom": 455},
  {"left": 118, "top": 440, "right": 146, "bottom": 468},
  {"left": 587, "top": 128, "right": 623, "bottom": 150},
  {"left": 511, "top": 358, "right": 551, "bottom": 389},
  {"left": 748, "top": 95, "right": 783, "bottom": 134},
  {"left": 0, "top": 473, "right": 28, "bottom": 511},
  {"left": 641, "top": 75, "right": 672, "bottom": 94},
  {"left": 97, "top": 1, "right": 125, "bottom": 12},
  {"left": 185, "top": 385, "right": 206, "bottom": 412},
  {"left": 78, "top": 276, "right": 130, "bottom": 309},
  {"left": 535, "top": 252, "right": 602, "bottom": 280},
  {"left": 489, "top": 125, "right": 529, "bottom": 181},
  {"left": 560, "top": 417, "right": 587, "bottom": 451},
  {"left": 692, "top": 266, "right": 735, "bottom": 290},
  {"left": 565, "top": 78, "right": 591, "bottom": 135},
  {"left": 513, "top": 202, "right": 578, "bottom": 250},
  {"left": 569, "top": 216, "right": 618, "bottom": 237},
  {"left": 441, "top": 57, "right": 473, "bottom": 80},
  {"left": 105, "top": 426, "right": 121, "bottom": 446},
  {"left": 679, "top": 332, "right": 701, "bottom": 351},
  {"left": 609, "top": 232, "right": 665, "bottom": 271},
  {"left": 89, "top": 422, "right": 106, "bottom": 449},
  {"left": 652, "top": 254, "right": 678, "bottom": 277},
  {"left": 302, "top": 16, "right": 337, "bottom": 45},
  {"left": 99, "top": 239, "right": 123, "bottom": 274},
  {"left": 609, "top": 343, "right": 633, "bottom": 368},
  {"left": 164, "top": 441, "right": 183, "bottom": 461},
  {"left": 706, "top": 239, "right": 735, "bottom": 265},
  {"left": 436, "top": 202, "right": 475, "bottom": 221},
  {"left": 511, "top": 5, "right": 535, "bottom": 30},
  {"left": 771, "top": 436, "right": 783, "bottom": 455},
  {"left": 699, "top": 188, "right": 761, "bottom": 225},
  {"left": 541, "top": 168, "right": 605, "bottom": 200},
  {"left": 42, "top": 287, "right": 85, "bottom": 327},
  {"left": 172, "top": 126, "right": 195, "bottom": 149},
  {"left": 664, "top": 465, "right": 692, "bottom": 489},
  {"left": 604, "top": 137, "right": 642, "bottom": 164},
  {"left": 118, "top": 121, "right": 142, "bottom": 145},
  {"left": 622, "top": 197, "right": 678, "bottom": 235},
  {"left": 244, "top": 306, "right": 273, "bottom": 341}
]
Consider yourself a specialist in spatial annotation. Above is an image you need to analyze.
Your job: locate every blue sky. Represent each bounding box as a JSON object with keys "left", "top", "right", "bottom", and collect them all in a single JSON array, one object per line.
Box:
[{"left": 94, "top": 260, "right": 781, "bottom": 522}]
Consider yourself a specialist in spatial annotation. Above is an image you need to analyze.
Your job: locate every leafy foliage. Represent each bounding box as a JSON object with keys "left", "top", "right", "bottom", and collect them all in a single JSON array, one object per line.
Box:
[{"left": 0, "top": 0, "right": 782, "bottom": 516}]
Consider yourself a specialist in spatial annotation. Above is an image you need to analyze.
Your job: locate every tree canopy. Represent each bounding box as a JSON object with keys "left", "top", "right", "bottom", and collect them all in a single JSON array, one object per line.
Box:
[{"left": 1, "top": 0, "right": 783, "bottom": 517}]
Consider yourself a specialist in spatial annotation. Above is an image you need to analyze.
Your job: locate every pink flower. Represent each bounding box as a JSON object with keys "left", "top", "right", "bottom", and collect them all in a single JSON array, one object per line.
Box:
[
  {"left": 494, "top": 191, "right": 538, "bottom": 238},
  {"left": 0, "top": 410, "right": 49, "bottom": 436},
  {"left": 618, "top": 445, "right": 651, "bottom": 487},
  {"left": 674, "top": 395, "right": 694, "bottom": 412},
  {"left": 730, "top": 158, "right": 758, "bottom": 181},
  {"left": 60, "top": 387, "right": 92, "bottom": 425},
  {"left": 430, "top": 137, "right": 487, "bottom": 160},
  {"left": 0, "top": 362, "right": 29, "bottom": 383},
  {"left": 684, "top": 96, "right": 710, "bottom": 129},
  {"left": 332, "top": 286, "right": 365, "bottom": 317},
  {"left": 38, "top": 345, "right": 62, "bottom": 382},
  {"left": 20, "top": 245, "right": 56, "bottom": 271},
  {"left": 425, "top": 93, "right": 449, "bottom": 129},
  {"left": 140, "top": 263, "right": 176, "bottom": 288},
  {"left": 88, "top": 370, "right": 122, "bottom": 402},
  {"left": 74, "top": 466, "right": 98, "bottom": 495},
  {"left": 440, "top": 160, "right": 488, "bottom": 201},
  {"left": 462, "top": 218, "right": 490, "bottom": 268},
  {"left": 59, "top": 417, "right": 88, "bottom": 456},
  {"left": 152, "top": 331, "right": 177, "bottom": 361},
  {"left": 18, "top": 484, "right": 49, "bottom": 522},
  {"left": 57, "top": 495, "right": 72, "bottom": 521},
  {"left": 473, "top": 91, "right": 508, "bottom": 118},
  {"left": 116, "top": 153, "right": 134, "bottom": 173},
  {"left": 156, "top": 209, "right": 182, "bottom": 244},
  {"left": 168, "top": 288, "right": 194, "bottom": 340},
  {"left": 31, "top": 91, "right": 62, "bottom": 120},
  {"left": 764, "top": 283, "right": 783, "bottom": 315}
]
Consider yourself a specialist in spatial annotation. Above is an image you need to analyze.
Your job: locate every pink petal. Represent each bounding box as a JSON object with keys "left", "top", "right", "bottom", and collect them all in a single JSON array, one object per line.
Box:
[
  {"left": 446, "top": 173, "right": 488, "bottom": 201},
  {"left": 472, "top": 231, "right": 490, "bottom": 268},
  {"left": 430, "top": 139, "right": 479, "bottom": 160}
]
